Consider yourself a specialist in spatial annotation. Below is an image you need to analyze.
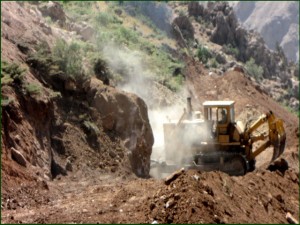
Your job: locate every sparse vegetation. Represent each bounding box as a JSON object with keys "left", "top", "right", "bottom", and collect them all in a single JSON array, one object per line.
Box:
[
  {"left": 24, "top": 83, "right": 42, "bottom": 95},
  {"left": 196, "top": 45, "right": 212, "bottom": 64},
  {"left": 27, "top": 41, "right": 62, "bottom": 76},
  {"left": 62, "top": 1, "right": 94, "bottom": 20},
  {"left": 115, "top": 26, "right": 140, "bottom": 45},
  {"left": 94, "top": 11, "right": 122, "bottom": 27},
  {"left": 281, "top": 100, "right": 298, "bottom": 115},
  {"left": 167, "top": 74, "right": 184, "bottom": 92},
  {"left": 44, "top": 16, "right": 53, "bottom": 24},
  {"left": 61, "top": 2, "right": 186, "bottom": 93},
  {"left": 223, "top": 44, "right": 239, "bottom": 58},
  {"left": 196, "top": 17, "right": 213, "bottom": 30},
  {"left": 94, "top": 25, "right": 141, "bottom": 50},
  {"left": 1, "top": 61, "right": 26, "bottom": 85},
  {"left": 245, "top": 57, "right": 264, "bottom": 81},
  {"left": 1, "top": 97, "right": 14, "bottom": 107},
  {"left": 52, "top": 39, "right": 84, "bottom": 80},
  {"left": 275, "top": 41, "right": 288, "bottom": 69},
  {"left": 49, "top": 90, "right": 62, "bottom": 100},
  {"left": 178, "top": 9, "right": 186, "bottom": 17},
  {"left": 209, "top": 58, "right": 218, "bottom": 68},
  {"left": 27, "top": 39, "right": 92, "bottom": 91},
  {"left": 93, "top": 57, "right": 111, "bottom": 85}
]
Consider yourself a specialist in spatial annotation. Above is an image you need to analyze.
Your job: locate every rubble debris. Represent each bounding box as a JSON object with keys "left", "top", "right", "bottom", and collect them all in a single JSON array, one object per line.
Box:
[{"left": 164, "top": 168, "right": 185, "bottom": 185}]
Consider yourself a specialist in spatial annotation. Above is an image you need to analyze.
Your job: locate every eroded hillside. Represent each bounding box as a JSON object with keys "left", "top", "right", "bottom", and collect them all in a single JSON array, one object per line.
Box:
[{"left": 1, "top": 2, "right": 299, "bottom": 224}]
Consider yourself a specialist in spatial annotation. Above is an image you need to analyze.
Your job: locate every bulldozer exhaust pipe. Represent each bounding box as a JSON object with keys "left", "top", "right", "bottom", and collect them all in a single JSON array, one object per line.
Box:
[{"left": 187, "top": 97, "right": 192, "bottom": 120}]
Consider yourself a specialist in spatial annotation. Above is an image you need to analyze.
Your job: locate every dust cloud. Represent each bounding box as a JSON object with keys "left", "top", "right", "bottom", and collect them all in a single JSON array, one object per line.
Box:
[
  {"left": 102, "top": 43, "right": 185, "bottom": 138},
  {"left": 102, "top": 44, "right": 154, "bottom": 101},
  {"left": 102, "top": 44, "right": 211, "bottom": 178},
  {"left": 148, "top": 105, "right": 185, "bottom": 161}
]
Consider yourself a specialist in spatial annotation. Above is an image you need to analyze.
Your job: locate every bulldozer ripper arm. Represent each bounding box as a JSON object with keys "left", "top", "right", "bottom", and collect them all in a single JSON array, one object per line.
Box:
[{"left": 245, "top": 111, "right": 286, "bottom": 161}]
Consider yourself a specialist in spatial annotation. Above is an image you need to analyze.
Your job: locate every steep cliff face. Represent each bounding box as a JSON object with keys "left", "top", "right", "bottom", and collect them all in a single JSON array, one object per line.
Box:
[
  {"left": 176, "top": 1, "right": 298, "bottom": 111},
  {"left": 232, "top": 1, "right": 299, "bottom": 62}
]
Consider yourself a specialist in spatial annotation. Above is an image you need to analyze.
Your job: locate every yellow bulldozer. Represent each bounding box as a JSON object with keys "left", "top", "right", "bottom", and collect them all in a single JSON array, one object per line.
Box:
[{"left": 151, "top": 97, "right": 286, "bottom": 176}]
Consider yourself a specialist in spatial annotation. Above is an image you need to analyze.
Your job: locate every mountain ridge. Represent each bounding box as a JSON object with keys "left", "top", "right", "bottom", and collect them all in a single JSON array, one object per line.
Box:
[{"left": 231, "top": 1, "right": 299, "bottom": 62}]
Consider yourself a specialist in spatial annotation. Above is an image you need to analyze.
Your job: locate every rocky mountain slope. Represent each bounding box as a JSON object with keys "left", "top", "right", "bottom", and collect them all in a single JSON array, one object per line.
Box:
[
  {"left": 1, "top": 2, "right": 299, "bottom": 224},
  {"left": 181, "top": 1, "right": 299, "bottom": 112},
  {"left": 231, "top": 1, "right": 299, "bottom": 62}
]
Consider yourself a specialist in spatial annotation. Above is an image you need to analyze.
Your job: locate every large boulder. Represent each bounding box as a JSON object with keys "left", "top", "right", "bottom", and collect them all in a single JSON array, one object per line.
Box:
[
  {"left": 210, "top": 10, "right": 237, "bottom": 46},
  {"left": 172, "top": 16, "right": 194, "bottom": 40},
  {"left": 68, "top": 22, "right": 95, "bottom": 41},
  {"left": 86, "top": 78, "right": 154, "bottom": 177},
  {"left": 188, "top": 2, "right": 204, "bottom": 17}
]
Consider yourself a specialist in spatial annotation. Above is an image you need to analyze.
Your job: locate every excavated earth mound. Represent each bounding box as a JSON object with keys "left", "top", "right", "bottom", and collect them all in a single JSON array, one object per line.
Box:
[
  {"left": 1, "top": 2, "right": 299, "bottom": 224},
  {"left": 143, "top": 169, "right": 299, "bottom": 224}
]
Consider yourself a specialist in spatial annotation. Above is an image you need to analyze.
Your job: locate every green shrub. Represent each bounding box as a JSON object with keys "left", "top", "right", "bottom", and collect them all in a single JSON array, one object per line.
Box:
[
  {"left": 27, "top": 42, "right": 64, "bottom": 88},
  {"left": 197, "top": 17, "right": 213, "bottom": 30},
  {"left": 178, "top": 9, "right": 186, "bottom": 17},
  {"left": 66, "top": 42, "right": 83, "bottom": 77},
  {"left": 95, "top": 26, "right": 140, "bottom": 50},
  {"left": 52, "top": 39, "right": 84, "bottom": 79},
  {"left": 94, "top": 12, "right": 122, "bottom": 27},
  {"left": 24, "top": 83, "right": 42, "bottom": 95},
  {"left": 209, "top": 58, "right": 218, "bottom": 68},
  {"left": 245, "top": 58, "right": 264, "bottom": 81},
  {"left": 1, "top": 61, "right": 26, "bottom": 85},
  {"left": 223, "top": 44, "right": 239, "bottom": 58},
  {"left": 93, "top": 57, "right": 111, "bottom": 84},
  {"left": 1, "top": 97, "right": 14, "bottom": 107},
  {"left": 1, "top": 75, "right": 14, "bottom": 85},
  {"left": 49, "top": 91, "right": 62, "bottom": 99},
  {"left": 114, "top": 26, "right": 139, "bottom": 45},
  {"left": 136, "top": 13, "right": 159, "bottom": 33},
  {"left": 196, "top": 45, "right": 212, "bottom": 64},
  {"left": 166, "top": 74, "right": 184, "bottom": 92},
  {"left": 45, "top": 16, "right": 53, "bottom": 24},
  {"left": 62, "top": 1, "right": 94, "bottom": 20}
]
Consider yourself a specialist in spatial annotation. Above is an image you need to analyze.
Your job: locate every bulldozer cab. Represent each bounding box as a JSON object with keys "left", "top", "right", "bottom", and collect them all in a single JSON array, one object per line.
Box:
[{"left": 203, "top": 101, "right": 235, "bottom": 140}]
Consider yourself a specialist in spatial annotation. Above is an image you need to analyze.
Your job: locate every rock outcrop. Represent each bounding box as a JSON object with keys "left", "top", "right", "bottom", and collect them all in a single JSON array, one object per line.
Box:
[
  {"left": 210, "top": 10, "right": 237, "bottom": 46},
  {"left": 188, "top": 2, "right": 298, "bottom": 111},
  {"left": 39, "top": 1, "right": 66, "bottom": 27},
  {"left": 67, "top": 22, "right": 95, "bottom": 41},
  {"left": 86, "top": 78, "right": 154, "bottom": 177},
  {"left": 232, "top": 1, "right": 299, "bottom": 62},
  {"left": 1, "top": 84, "right": 54, "bottom": 180},
  {"left": 189, "top": 2, "right": 288, "bottom": 78},
  {"left": 172, "top": 16, "right": 194, "bottom": 41},
  {"left": 188, "top": 2, "right": 204, "bottom": 17}
]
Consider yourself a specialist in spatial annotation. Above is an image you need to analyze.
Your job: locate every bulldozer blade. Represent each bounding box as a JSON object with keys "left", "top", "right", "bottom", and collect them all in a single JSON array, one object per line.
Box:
[
  {"left": 222, "top": 155, "right": 247, "bottom": 176},
  {"left": 151, "top": 153, "right": 248, "bottom": 177},
  {"left": 188, "top": 153, "right": 248, "bottom": 176}
]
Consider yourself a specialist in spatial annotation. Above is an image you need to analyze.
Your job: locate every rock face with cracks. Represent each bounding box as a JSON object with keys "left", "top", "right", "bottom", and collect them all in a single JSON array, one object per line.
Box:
[{"left": 86, "top": 78, "right": 154, "bottom": 177}]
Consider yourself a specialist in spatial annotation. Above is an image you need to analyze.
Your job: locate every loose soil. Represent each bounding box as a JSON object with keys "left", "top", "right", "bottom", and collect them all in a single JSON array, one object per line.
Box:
[{"left": 1, "top": 2, "right": 299, "bottom": 224}]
